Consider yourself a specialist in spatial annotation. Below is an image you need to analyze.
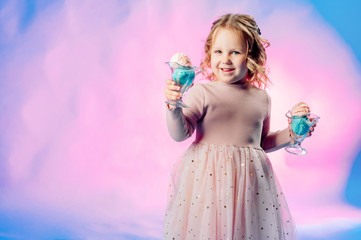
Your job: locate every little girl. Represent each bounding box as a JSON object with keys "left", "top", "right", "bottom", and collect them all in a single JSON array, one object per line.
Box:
[{"left": 164, "top": 13, "right": 311, "bottom": 240}]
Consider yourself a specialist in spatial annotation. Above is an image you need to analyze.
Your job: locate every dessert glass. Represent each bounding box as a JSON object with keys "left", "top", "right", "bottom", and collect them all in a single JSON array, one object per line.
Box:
[
  {"left": 165, "top": 62, "right": 202, "bottom": 108},
  {"left": 285, "top": 111, "right": 320, "bottom": 155}
]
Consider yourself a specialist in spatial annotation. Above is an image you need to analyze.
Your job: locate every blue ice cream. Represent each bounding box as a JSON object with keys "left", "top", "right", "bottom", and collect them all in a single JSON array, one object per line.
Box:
[
  {"left": 291, "top": 116, "right": 310, "bottom": 135},
  {"left": 172, "top": 68, "right": 195, "bottom": 87}
]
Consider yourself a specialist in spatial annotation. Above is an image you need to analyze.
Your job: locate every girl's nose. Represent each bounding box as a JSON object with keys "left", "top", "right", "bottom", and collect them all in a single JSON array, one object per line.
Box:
[{"left": 222, "top": 54, "right": 232, "bottom": 64}]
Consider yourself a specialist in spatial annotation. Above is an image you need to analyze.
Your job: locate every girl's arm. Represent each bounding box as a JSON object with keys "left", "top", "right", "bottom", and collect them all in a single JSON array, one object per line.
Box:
[
  {"left": 260, "top": 114, "right": 292, "bottom": 153},
  {"left": 260, "top": 93, "right": 293, "bottom": 152},
  {"left": 166, "top": 108, "right": 196, "bottom": 142},
  {"left": 165, "top": 81, "right": 205, "bottom": 142}
]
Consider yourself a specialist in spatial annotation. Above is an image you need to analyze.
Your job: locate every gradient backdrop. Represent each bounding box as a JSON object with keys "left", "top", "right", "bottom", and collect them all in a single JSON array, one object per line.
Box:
[{"left": 1, "top": 0, "right": 361, "bottom": 239}]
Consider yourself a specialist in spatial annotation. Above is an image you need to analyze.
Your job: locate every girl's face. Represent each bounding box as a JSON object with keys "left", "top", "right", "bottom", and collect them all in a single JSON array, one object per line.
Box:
[{"left": 210, "top": 28, "right": 248, "bottom": 84}]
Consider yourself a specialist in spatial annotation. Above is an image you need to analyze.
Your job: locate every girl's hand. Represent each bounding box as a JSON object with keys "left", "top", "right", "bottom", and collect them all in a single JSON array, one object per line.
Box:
[{"left": 165, "top": 79, "right": 182, "bottom": 109}]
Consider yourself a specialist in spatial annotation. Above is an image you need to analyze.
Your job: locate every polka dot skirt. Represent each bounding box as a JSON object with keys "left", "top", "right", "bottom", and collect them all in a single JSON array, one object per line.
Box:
[{"left": 164, "top": 143, "right": 297, "bottom": 240}]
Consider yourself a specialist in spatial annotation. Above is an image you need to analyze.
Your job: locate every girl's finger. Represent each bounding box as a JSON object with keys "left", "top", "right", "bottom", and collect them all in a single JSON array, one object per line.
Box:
[
  {"left": 167, "top": 89, "right": 182, "bottom": 96},
  {"left": 171, "top": 85, "right": 181, "bottom": 91},
  {"left": 166, "top": 81, "right": 180, "bottom": 89},
  {"left": 165, "top": 84, "right": 180, "bottom": 92},
  {"left": 166, "top": 79, "right": 176, "bottom": 85},
  {"left": 166, "top": 91, "right": 182, "bottom": 99},
  {"left": 165, "top": 93, "right": 177, "bottom": 101},
  {"left": 168, "top": 94, "right": 182, "bottom": 100},
  {"left": 170, "top": 91, "right": 182, "bottom": 97}
]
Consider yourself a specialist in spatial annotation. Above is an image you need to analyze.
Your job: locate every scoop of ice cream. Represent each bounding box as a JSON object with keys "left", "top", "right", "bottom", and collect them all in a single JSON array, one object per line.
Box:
[
  {"left": 172, "top": 68, "right": 195, "bottom": 86},
  {"left": 291, "top": 102, "right": 311, "bottom": 117},
  {"left": 291, "top": 117, "right": 311, "bottom": 135},
  {"left": 170, "top": 52, "right": 192, "bottom": 68}
]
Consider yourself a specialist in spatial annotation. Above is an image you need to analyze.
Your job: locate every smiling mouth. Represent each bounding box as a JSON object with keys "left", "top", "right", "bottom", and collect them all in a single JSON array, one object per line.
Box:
[{"left": 220, "top": 68, "right": 235, "bottom": 72}]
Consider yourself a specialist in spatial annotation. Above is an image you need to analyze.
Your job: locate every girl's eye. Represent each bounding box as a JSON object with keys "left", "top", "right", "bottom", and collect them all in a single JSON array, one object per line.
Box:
[
  {"left": 214, "top": 50, "right": 221, "bottom": 54},
  {"left": 232, "top": 51, "right": 240, "bottom": 55}
]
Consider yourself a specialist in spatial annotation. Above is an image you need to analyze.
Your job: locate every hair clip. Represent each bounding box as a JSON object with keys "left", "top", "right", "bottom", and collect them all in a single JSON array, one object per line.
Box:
[
  {"left": 254, "top": 24, "right": 261, "bottom": 35},
  {"left": 253, "top": 22, "right": 261, "bottom": 35}
]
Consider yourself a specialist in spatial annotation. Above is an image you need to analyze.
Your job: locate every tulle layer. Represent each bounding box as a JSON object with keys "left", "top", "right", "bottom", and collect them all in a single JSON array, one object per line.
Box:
[{"left": 164, "top": 142, "right": 296, "bottom": 240}]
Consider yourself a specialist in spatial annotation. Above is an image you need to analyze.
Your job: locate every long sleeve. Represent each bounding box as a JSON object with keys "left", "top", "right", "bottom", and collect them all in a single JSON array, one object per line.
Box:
[
  {"left": 261, "top": 94, "right": 292, "bottom": 153},
  {"left": 166, "top": 84, "right": 205, "bottom": 142}
]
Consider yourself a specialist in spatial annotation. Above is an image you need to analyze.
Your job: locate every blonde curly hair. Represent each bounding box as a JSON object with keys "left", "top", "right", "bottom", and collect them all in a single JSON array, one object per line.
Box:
[{"left": 200, "top": 14, "right": 271, "bottom": 89}]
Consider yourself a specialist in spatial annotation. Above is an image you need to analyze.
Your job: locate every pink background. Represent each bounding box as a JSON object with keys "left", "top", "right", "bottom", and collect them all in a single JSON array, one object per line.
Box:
[{"left": 1, "top": 0, "right": 361, "bottom": 239}]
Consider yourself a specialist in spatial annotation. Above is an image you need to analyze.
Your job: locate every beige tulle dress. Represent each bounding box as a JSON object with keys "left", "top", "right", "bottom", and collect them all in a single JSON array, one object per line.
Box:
[{"left": 164, "top": 81, "right": 297, "bottom": 240}]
